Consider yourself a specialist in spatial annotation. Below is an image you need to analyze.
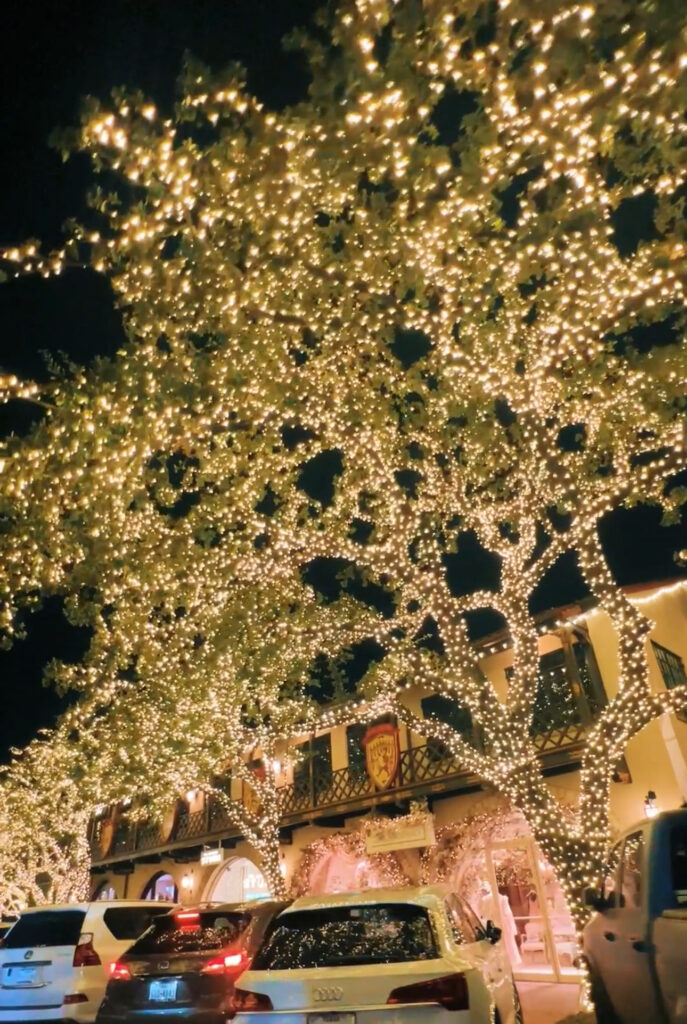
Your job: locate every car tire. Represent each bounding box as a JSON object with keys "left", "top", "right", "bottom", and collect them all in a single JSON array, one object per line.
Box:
[{"left": 589, "top": 970, "right": 621, "bottom": 1024}]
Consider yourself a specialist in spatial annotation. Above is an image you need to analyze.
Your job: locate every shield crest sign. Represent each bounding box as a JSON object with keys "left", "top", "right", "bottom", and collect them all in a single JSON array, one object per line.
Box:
[{"left": 363, "top": 723, "right": 399, "bottom": 790}]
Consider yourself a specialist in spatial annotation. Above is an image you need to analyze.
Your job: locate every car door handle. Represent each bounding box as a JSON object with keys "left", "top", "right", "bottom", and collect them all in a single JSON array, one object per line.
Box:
[{"left": 603, "top": 931, "right": 616, "bottom": 942}]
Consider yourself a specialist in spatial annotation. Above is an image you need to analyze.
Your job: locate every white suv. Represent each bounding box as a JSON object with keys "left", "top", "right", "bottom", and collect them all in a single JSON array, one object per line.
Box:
[{"left": 0, "top": 900, "right": 174, "bottom": 1022}]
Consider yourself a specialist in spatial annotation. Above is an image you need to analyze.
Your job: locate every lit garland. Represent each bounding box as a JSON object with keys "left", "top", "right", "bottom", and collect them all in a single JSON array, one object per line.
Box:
[{"left": 0, "top": 0, "right": 685, "bottom": 934}]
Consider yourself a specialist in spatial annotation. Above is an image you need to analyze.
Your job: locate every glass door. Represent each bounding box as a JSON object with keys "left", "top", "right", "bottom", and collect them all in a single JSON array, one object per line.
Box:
[{"left": 484, "top": 838, "right": 580, "bottom": 983}]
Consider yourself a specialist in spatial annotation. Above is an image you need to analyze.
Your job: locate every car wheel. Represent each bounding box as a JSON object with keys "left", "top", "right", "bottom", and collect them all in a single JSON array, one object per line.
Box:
[{"left": 589, "top": 970, "right": 620, "bottom": 1024}]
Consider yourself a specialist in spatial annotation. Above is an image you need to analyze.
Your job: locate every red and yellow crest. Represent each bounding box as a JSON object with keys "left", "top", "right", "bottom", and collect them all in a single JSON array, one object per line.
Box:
[{"left": 363, "top": 723, "right": 399, "bottom": 790}]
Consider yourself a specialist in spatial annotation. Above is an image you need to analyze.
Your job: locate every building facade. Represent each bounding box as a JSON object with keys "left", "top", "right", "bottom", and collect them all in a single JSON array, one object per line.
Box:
[{"left": 88, "top": 579, "right": 687, "bottom": 986}]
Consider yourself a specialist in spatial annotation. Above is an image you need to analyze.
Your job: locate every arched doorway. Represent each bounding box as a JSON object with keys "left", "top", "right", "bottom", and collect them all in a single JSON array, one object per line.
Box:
[
  {"left": 204, "top": 857, "right": 270, "bottom": 903},
  {"left": 141, "top": 871, "right": 178, "bottom": 902}
]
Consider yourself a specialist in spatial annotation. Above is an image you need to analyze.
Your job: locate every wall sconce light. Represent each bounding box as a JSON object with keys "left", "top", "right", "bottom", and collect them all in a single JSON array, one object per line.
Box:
[
  {"left": 181, "top": 871, "right": 194, "bottom": 891},
  {"left": 644, "top": 790, "right": 659, "bottom": 819}
]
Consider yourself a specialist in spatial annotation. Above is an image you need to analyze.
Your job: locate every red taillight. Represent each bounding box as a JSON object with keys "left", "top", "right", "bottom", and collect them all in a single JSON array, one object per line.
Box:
[
  {"left": 176, "top": 910, "right": 200, "bottom": 924},
  {"left": 109, "top": 961, "right": 132, "bottom": 981},
  {"left": 201, "top": 950, "right": 249, "bottom": 975},
  {"left": 227, "top": 987, "right": 273, "bottom": 1018},
  {"left": 387, "top": 973, "right": 469, "bottom": 1011},
  {"left": 73, "top": 932, "right": 101, "bottom": 967}
]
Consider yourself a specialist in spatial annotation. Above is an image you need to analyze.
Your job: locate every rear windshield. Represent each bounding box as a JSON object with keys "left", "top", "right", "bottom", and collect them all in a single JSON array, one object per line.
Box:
[
  {"left": 252, "top": 903, "right": 438, "bottom": 970},
  {"left": 671, "top": 824, "right": 687, "bottom": 906},
  {"left": 3, "top": 910, "right": 86, "bottom": 949},
  {"left": 103, "top": 906, "right": 171, "bottom": 941},
  {"left": 128, "top": 911, "right": 250, "bottom": 955}
]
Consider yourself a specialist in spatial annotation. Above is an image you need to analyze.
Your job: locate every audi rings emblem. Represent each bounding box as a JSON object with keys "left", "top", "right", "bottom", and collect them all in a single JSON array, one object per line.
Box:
[{"left": 313, "top": 985, "right": 344, "bottom": 1002}]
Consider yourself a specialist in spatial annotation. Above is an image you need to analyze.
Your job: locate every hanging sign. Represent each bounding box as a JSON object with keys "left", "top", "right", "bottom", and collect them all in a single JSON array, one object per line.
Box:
[
  {"left": 159, "top": 803, "right": 178, "bottom": 843},
  {"left": 98, "top": 818, "right": 115, "bottom": 858},
  {"left": 365, "top": 813, "right": 436, "bottom": 854},
  {"left": 200, "top": 846, "right": 223, "bottom": 867},
  {"left": 243, "top": 762, "right": 266, "bottom": 817},
  {"left": 363, "top": 723, "right": 399, "bottom": 790}
]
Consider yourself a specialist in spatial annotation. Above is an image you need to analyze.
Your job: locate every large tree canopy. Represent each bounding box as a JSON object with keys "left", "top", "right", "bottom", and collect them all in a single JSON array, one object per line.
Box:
[{"left": 1, "top": 0, "right": 686, "bottom": 924}]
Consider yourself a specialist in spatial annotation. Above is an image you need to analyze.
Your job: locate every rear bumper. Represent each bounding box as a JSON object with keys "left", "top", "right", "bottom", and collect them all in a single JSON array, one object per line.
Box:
[{"left": 96, "top": 1009, "right": 225, "bottom": 1024}]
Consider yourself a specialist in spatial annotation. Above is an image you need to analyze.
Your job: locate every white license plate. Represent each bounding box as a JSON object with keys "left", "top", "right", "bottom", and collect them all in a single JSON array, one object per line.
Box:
[
  {"left": 308, "top": 1015, "right": 356, "bottom": 1024},
  {"left": 2, "top": 965, "right": 38, "bottom": 987},
  {"left": 149, "top": 978, "right": 178, "bottom": 1002}
]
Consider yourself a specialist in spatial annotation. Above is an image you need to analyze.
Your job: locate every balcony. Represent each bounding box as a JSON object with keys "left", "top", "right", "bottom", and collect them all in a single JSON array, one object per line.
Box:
[{"left": 90, "top": 637, "right": 606, "bottom": 865}]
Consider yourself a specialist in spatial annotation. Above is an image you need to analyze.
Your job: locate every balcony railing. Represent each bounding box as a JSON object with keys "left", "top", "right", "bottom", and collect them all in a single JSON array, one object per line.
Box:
[{"left": 90, "top": 638, "right": 606, "bottom": 864}]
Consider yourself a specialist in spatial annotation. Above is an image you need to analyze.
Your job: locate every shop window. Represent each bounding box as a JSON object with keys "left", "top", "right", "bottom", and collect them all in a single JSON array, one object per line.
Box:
[
  {"left": 92, "top": 881, "right": 116, "bottom": 901},
  {"left": 652, "top": 642, "right": 687, "bottom": 722},
  {"left": 142, "top": 871, "right": 178, "bottom": 902}
]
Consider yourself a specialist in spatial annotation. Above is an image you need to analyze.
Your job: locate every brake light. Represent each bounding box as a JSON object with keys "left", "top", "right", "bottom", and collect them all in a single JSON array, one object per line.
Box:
[
  {"left": 387, "top": 973, "right": 469, "bottom": 1011},
  {"left": 109, "top": 961, "right": 132, "bottom": 981},
  {"left": 227, "top": 987, "right": 273, "bottom": 1018},
  {"left": 201, "top": 950, "right": 248, "bottom": 975},
  {"left": 73, "top": 932, "right": 101, "bottom": 967},
  {"left": 175, "top": 910, "right": 201, "bottom": 930}
]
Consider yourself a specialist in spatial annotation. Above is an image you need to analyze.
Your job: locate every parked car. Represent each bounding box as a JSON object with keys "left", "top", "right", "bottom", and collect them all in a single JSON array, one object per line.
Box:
[
  {"left": 583, "top": 807, "right": 687, "bottom": 1024},
  {"left": 96, "top": 899, "right": 289, "bottom": 1024},
  {"left": 0, "top": 900, "right": 174, "bottom": 1023},
  {"left": 229, "top": 886, "right": 521, "bottom": 1023}
]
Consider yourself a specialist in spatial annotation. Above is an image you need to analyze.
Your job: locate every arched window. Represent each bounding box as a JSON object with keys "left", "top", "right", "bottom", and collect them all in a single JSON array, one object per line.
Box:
[
  {"left": 141, "top": 871, "right": 178, "bottom": 902},
  {"left": 91, "top": 880, "right": 116, "bottom": 901}
]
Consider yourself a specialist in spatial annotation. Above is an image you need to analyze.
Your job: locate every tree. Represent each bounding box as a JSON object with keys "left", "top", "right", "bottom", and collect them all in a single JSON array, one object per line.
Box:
[{"left": 1, "top": 0, "right": 686, "bottom": 931}]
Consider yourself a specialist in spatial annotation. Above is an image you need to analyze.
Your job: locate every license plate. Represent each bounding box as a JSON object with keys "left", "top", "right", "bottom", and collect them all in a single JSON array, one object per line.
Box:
[
  {"left": 2, "top": 965, "right": 37, "bottom": 987},
  {"left": 149, "top": 978, "right": 178, "bottom": 1002},
  {"left": 308, "top": 1015, "right": 356, "bottom": 1024}
]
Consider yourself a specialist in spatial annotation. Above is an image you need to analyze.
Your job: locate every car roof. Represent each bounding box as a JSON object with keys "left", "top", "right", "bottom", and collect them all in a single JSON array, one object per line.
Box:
[
  {"left": 17, "top": 900, "right": 177, "bottom": 914},
  {"left": 281, "top": 886, "right": 451, "bottom": 915}
]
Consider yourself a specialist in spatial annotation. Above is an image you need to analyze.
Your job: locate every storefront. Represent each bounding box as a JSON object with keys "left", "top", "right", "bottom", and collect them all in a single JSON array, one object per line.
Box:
[{"left": 204, "top": 856, "right": 271, "bottom": 903}]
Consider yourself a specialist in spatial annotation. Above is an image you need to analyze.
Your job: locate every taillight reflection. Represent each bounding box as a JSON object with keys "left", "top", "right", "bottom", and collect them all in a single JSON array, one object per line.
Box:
[
  {"left": 227, "top": 987, "right": 273, "bottom": 1018},
  {"left": 387, "top": 972, "right": 470, "bottom": 1011}
]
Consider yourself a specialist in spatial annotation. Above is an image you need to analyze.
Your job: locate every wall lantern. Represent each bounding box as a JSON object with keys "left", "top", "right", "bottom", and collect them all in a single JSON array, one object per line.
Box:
[{"left": 644, "top": 790, "right": 659, "bottom": 818}]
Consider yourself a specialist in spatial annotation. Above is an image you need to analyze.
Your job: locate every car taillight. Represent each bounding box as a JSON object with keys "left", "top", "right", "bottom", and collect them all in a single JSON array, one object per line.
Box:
[
  {"left": 387, "top": 973, "right": 470, "bottom": 1011},
  {"left": 73, "top": 932, "right": 101, "bottom": 967},
  {"left": 109, "top": 961, "right": 132, "bottom": 981},
  {"left": 175, "top": 910, "right": 200, "bottom": 930},
  {"left": 201, "top": 950, "right": 249, "bottom": 975},
  {"left": 227, "top": 987, "right": 273, "bottom": 1018},
  {"left": 63, "top": 993, "right": 89, "bottom": 1005}
]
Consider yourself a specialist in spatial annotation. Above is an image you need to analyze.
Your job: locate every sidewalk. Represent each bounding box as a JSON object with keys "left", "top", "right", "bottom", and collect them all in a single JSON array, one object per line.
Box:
[{"left": 517, "top": 981, "right": 595, "bottom": 1024}]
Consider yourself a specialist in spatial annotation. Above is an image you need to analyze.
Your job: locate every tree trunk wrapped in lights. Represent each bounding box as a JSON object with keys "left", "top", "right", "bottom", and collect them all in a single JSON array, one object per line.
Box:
[{"left": 0, "top": 0, "right": 685, "bottom": 935}]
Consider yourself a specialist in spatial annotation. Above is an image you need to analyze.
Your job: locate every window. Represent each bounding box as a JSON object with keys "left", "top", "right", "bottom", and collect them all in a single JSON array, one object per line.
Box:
[
  {"left": 346, "top": 722, "right": 367, "bottom": 779},
  {"left": 602, "top": 842, "right": 622, "bottom": 906},
  {"left": 103, "top": 905, "right": 170, "bottom": 941},
  {"left": 671, "top": 824, "right": 687, "bottom": 906},
  {"left": 253, "top": 903, "right": 438, "bottom": 970},
  {"left": 445, "top": 894, "right": 483, "bottom": 944},
  {"left": 421, "top": 694, "right": 473, "bottom": 760},
  {"left": 129, "top": 910, "right": 250, "bottom": 955},
  {"left": 3, "top": 910, "right": 86, "bottom": 949},
  {"left": 293, "top": 735, "right": 332, "bottom": 801},
  {"left": 652, "top": 642, "right": 687, "bottom": 722},
  {"left": 620, "top": 831, "right": 644, "bottom": 910},
  {"left": 142, "top": 872, "right": 178, "bottom": 902}
]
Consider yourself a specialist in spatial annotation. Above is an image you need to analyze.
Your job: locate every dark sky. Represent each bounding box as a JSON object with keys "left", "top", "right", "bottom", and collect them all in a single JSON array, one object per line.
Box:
[{"left": 0, "top": 0, "right": 685, "bottom": 759}]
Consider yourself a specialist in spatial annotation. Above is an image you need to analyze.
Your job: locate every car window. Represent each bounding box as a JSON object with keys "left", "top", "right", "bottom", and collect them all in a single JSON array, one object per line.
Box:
[
  {"left": 670, "top": 823, "right": 687, "bottom": 906},
  {"left": 128, "top": 910, "right": 250, "bottom": 955},
  {"left": 252, "top": 903, "right": 438, "bottom": 970},
  {"left": 2, "top": 910, "right": 86, "bottom": 949},
  {"left": 445, "top": 895, "right": 483, "bottom": 944},
  {"left": 620, "top": 831, "right": 644, "bottom": 910},
  {"left": 602, "top": 842, "right": 622, "bottom": 907},
  {"left": 103, "top": 906, "right": 171, "bottom": 941}
]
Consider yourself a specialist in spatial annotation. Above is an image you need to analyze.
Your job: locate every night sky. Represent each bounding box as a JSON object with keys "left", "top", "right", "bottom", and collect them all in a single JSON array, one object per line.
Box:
[{"left": 0, "top": 0, "right": 685, "bottom": 759}]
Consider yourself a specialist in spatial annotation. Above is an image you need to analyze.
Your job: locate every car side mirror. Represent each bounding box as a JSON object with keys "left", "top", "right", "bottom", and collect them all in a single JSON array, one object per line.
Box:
[
  {"left": 584, "top": 888, "right": 610, "bottom": 912},
  {"left": 485, "top": 919, "right": 502, "bottom": 944}
]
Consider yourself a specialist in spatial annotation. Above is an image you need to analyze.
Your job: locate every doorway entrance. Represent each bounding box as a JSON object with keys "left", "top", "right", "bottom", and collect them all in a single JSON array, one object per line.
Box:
[{"left": 484, "top": 838, "right": 580, "bottom": 983}]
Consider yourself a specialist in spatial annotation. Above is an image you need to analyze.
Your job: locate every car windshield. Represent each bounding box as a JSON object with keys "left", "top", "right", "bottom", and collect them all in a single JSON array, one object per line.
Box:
[
  {"left": 252, "top": 903, "right": 438, "bottom": 970},
  {"left": 128, "top": 910, "right": 250, "bottom": 955},
  {"left": 2, "top": 910, "right": 86, "bottom": 949}
]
